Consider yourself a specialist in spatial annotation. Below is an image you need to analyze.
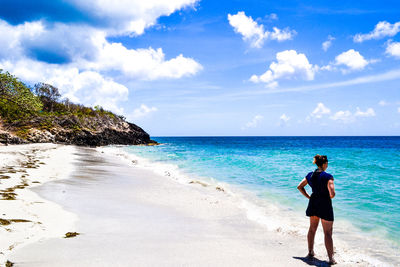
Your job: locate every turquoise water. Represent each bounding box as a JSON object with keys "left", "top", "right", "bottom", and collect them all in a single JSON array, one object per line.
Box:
[{"left": 124, "top": 136, "right": 400, "bottom": 248}]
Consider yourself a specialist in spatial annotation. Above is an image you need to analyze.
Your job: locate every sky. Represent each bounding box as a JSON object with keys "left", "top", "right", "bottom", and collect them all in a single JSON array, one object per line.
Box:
[{"left": 0, "top": 0, "right": 399, "bottom": 136}]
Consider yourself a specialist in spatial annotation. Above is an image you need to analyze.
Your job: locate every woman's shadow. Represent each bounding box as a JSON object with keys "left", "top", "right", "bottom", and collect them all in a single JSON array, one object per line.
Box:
[{"left": 293, "top": 256, "right": 332, "bottom": 266}]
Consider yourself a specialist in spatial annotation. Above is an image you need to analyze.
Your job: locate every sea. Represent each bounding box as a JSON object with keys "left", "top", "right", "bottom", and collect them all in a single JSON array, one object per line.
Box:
[{"left": 120, "top": 136, "right": 400, "bottom": 265}]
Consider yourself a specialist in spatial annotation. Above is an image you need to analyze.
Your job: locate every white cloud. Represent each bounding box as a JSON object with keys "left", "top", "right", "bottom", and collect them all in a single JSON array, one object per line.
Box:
[
  {"left": 354, "top": 21, "right": 400, "bottom": 43},
  {"left": 280, "top": 113, "right": 290, "bottom": 122},
  {"left": 90, "top": 39, "right": 202, "bottom": 80},
  {"left": 131, "top": 104, "right": 158, "bottom": 119},
  {"left": 330, "top": 110, "right": 353, "bottom": 123},
  {"left": 335, "top": 49, "right": 369, "bottom": 71},
  {"left": 355, "top": 107, "right": 376, "bottom": 117},
  {"left": 227, "top": 11, "right": 295, "bottom": 48},
  {"left": 250, "top": 50, "right": 317, "bottom": 87},
  {"left": 330, "top": 107, "right": 375, "bottom": 123},
  {"left": 322, "top": 35, "right": 335, "bottom": 51},
  {"left": 279, "top": 113, "right": 290, "bottom": 126},
  {"left": 378, "top": 100, "right": 388, "bottom": 106},
  {"left": 398, "top": 107, "right": 400, "bottom": 113},
  {"left": 386, "top": 41, "right": 400, "bottom": 58},
  {"left": 310, "top": 103, "right": 331, "bottom": 119},
  {"left": 71, "top": 0, "right": 199, "bottom": 36},
  {"left": 242, "top": 115, "right": 263, "bottom": 129}
]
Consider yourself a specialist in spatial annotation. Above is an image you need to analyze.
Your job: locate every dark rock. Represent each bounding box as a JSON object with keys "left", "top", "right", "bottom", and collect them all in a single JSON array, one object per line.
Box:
[{"left": 0, "top": 114, "right": 157, "bottom": 147}]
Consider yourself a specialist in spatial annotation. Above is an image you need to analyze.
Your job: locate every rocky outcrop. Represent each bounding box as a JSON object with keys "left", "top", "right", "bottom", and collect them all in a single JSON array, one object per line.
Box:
[
  {"left": 0, "top": 130, "right": 26, "bottom": 145},
  {"left": 0, "top": 115, "right": 156, "bottom": 146}
]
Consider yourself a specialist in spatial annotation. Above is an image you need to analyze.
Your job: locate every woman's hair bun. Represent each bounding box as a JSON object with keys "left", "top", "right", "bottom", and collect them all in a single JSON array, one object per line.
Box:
[{"left": 313, "top": 154, "right": 328, "bottom": 167}]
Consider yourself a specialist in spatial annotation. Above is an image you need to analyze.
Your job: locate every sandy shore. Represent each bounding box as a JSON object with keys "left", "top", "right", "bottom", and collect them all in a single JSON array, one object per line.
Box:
[
  {"left": 0, "top": 144, "right": 78, "bottom": 266},
  {"left": 1, "top": 145, "right": 371, "bottom": 266}
]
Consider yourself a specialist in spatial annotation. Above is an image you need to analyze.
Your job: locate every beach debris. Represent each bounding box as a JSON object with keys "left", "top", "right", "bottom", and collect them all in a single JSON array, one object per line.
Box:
[
  {"left": 64, "top": 232, "right": 80, "bottom": 238},
  {"left": 5, "top": 260, "right": 14, "bottom": 267},
  {"left": 132, "top": 160, "right": 137, "bottom": 164},
  {"left": 0, "top": 175, "right": 10, "bottom": 179},
  {"left": 32, "top": 181, "right": 41, "bottom": 184},
  {"left": 0, "top": 218, "right": 11, "bottom": 225},
  {"left": 1, "top": 192, "right": 17, "bottom": 200},
  {"left": 0, "top": 218, "right": 32, "bottom": 225},
  {"left": 215, "top": 186, "right": 225, "bottom": 192},
  {"left": 165, "top": 171, "right": 171, "bottom": 176},
  {"left": 189, "top": 180, "right": 208, "bottom": 187},
  {"left": 10, "top": 219, "right": 31, "bottom": 223}
]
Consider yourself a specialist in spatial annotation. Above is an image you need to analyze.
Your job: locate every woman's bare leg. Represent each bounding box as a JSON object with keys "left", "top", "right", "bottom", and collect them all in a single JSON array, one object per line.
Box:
[
  {"left": 321, "top": 219, "right": 336, "bottom": 264},
  {"left": 307, "top": 216, "right": 320, "bottom": 256}
]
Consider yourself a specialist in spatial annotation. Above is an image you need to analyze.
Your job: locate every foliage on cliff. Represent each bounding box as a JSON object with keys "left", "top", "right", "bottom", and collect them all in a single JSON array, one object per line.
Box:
[
  {"left": 0, "top": 70, "right": 42, "bottom": 121},
  {"left": 0, "top": 69, "right": 120, "bottom": 123}
]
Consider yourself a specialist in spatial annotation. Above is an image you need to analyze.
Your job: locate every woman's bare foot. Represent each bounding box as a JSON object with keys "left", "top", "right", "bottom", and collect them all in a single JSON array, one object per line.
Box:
[
  {"left": 306, "top": 251, "right": 315, "bottom": 258},
  {"left": 328, "top": 258, "right": 337, "bottom": 265}
]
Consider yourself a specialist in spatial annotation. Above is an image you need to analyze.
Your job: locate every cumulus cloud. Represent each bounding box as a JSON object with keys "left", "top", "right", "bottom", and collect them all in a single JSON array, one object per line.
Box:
[
  {"left": 398, "top": 107, "right": 400, "bottom": 113},
  {"left": 279, "top": 113, "right": 290, "bottom": 126},
  {"left": 322, "top": 35, "right": 335, "bottom": 51},
  {"left": 306, "top": 103, "right": 375, "bottom": 124},
  {"left": 242, "top": 115, "right": 263, "bottom": 129},
  {"left": 330, "top": 110, "right": 354, "bottom": 123},
  {"left": 354, "top": 107, "right": 376, "bottom": 117},
  {"left": 386, "top": 41, "right": 400, "bottom": 59},
  {"left": 250, "top": 50, "right": 317, "bottom": 87},
  {"left": 310, "top": 103, "right": 331, "bottom": 119},
  {"left": 330, "top": 107, "right": 375, "bottom": 123},
  {"left": 354, "top": 21, "right": 400, "bottom": 43},
  {"left": 334, "top": 49, "right": 369, "bottom": 71},
  {"left": 1, "top": 0, "right": 199, "bottom": 36},
  {"left": 74, "top": 0, "right": 199, "bottom": 36},
  {"left": 131, "top": 104, "right": 158, "bottom": 119},
  {"left": 91, "top": 41, "right": 202, "bottom": 80},
  {"left": 228, "top": 11, "right": 295, "bottom": 48}
]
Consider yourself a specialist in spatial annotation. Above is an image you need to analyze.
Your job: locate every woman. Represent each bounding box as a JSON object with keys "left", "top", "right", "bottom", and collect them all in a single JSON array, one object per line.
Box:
[{"left": 297, "top": 155, "right": 336, "bottom": 265}]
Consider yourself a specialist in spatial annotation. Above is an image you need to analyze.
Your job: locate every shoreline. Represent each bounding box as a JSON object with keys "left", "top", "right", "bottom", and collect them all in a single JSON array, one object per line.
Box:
[{"left": 1, "top": 144, "right": 395, "bottom": 266}]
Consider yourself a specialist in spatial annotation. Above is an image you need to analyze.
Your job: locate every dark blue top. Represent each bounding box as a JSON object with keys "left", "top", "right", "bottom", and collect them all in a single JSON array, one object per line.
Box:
[
  {"left": 305, "top": 170, "right": 335, "bottom": 221},
  {"left": 306, "top": 170, "right": 333, "bottom": 197}
]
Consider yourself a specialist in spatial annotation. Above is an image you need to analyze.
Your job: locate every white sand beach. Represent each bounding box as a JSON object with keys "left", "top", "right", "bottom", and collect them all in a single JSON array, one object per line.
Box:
[
  {"left": 0, "top": 144, "right": 78, "bottom": 265},
  {"left": 1, "top": 144, "right": 374, "bottom": 266}
]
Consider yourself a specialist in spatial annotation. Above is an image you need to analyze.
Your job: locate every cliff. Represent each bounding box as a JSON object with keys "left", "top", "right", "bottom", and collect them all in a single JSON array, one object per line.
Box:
[
  {"left": 0, "top": 70, "right": 156, "bottom": 147},
  {"left": 0, "top": 114, "right": 156, "bottom": 146}
]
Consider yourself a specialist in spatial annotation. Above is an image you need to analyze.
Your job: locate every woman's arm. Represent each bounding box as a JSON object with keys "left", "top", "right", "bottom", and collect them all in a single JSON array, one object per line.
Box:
[
  {"left": 297, "top": 177, "right": 310, "bottom": 199},
  {"left": 327, "top": 179, "right": 335, "bottom": 198}
]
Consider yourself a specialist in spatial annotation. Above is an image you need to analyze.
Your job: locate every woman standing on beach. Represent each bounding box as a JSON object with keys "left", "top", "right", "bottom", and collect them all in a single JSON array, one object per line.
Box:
[{"left": 297, "top": 155, "right": 336, "bottom": 265}]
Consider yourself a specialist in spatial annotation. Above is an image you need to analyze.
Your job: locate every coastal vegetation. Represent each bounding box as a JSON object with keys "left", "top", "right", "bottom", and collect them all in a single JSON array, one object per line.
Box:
[
  {"left": 0, "top": 70, "right": 118, "bottom": 123},
  {"left": 0, "top": 70, "right": 154, "bottom": 146}
]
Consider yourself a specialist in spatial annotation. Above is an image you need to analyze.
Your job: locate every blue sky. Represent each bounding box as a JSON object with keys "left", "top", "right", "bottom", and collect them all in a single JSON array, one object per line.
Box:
[{"left": 0, "top": 0, "right": 399, "bottom": 136}]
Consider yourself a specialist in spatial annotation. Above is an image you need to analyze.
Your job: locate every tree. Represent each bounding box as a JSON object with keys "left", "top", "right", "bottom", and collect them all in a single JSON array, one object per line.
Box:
[
  {"left": 33, "top": 83, "right": 61, "bottom": 112},
  {"left": 0, "top": 70, "right": 42, "bottom": 121}
]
